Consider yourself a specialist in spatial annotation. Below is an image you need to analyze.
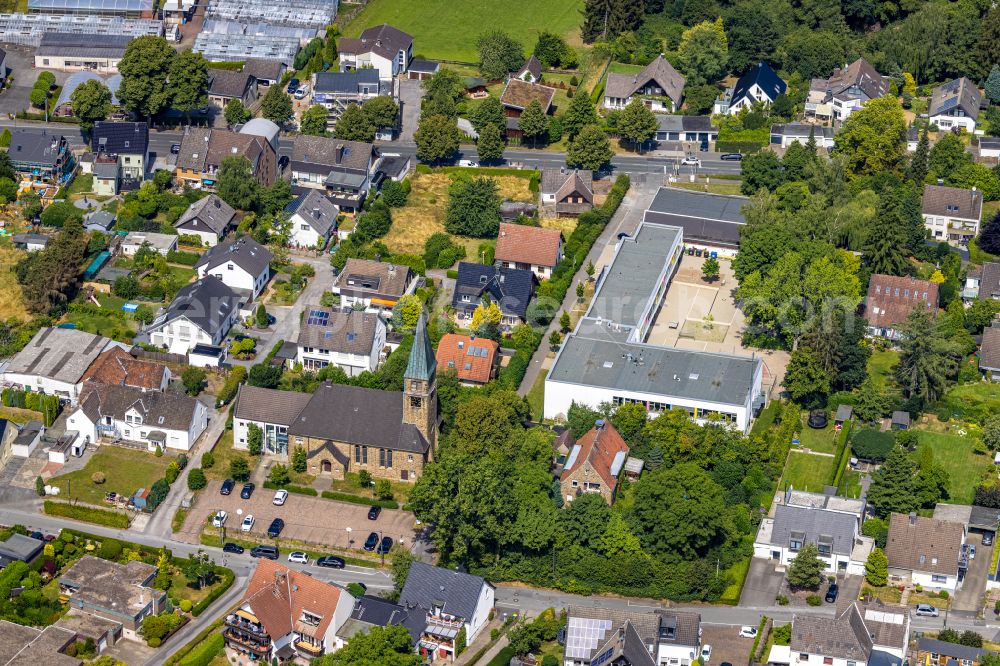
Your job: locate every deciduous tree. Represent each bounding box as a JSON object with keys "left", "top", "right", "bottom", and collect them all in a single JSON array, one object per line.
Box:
[
  {"left": 476, "top": 123, "right": 505, "bottom": 162},
  {"left": 362, "top": 95, "right": 399, "bottom": 130},
  {"left": 300, "top": 104, "right": 329, "bottom": 136},
  {"left": 445, "top": 176, "right": 501, "bottom": 237},
  {"left": 678, "top": 18, "right": 728, "bottom": 85},
  {"left": 476, "top": 30, "right": 524, "bottom": 80},
  {"left": 223, "top": 99, "right": 250, "bottom": 127},
  {"left": 833, "top": 97, "right": 906, "bottom": 178},
  {"left": 566, "top": 124, "right": 612, "bottom": 171},
  {"left": 617, "top": 98, "right": 658, "bottom": 152},
  {"left": 169, "top": 49, "right": 208, "bottom": 123},
  {"left": 216, "top": 156, "right": 259, "bottom": 211},
  {"left": 471, "top": 95, "right": 505, "bottom": 135},
  {"left": 118, "top": 36, "right": 175, "bottom": 118},
  {"left": 414, "top": 114, "right": 460, "bottom": 165},
  {"left": 259, "top": 84, "right": 293, "bottom": 124},
  {"left": 334, "top": 103, "right": 375, "bottom": 142},
  {"left": 71, "top": 79, "right": 112, "bottom": 130},
  {"left": 561, "top": 91, "right": 599, "bottom": 140},
  {"left": 517, "top": 100, "right": 548, "bottom": 148}
]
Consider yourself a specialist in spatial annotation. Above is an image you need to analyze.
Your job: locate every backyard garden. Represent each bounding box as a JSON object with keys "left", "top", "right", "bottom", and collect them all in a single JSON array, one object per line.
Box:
[{"left": 50, "top": 445, "right": 176, "bottom": 507}]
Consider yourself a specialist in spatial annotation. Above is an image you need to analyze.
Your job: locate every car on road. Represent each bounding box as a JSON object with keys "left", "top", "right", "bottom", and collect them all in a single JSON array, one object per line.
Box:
[
  {"left": 273, "top": 489, "right": 289, "bottom": 506},
  {"left": 267, "top": 518, "right": 285, "bottom": 538},
  {"left": 739, "top": 626, "right": 757, "bottom": 638},
  {"left": 985, "top": 534, "right": 994, "bottom": 546},
  {"left": 317, "top": 555, "right": 346, "bottom": 568},
  {"left": 368, "top": 506, "right": 381, "bottom": 520},
  {"left": 681, "top": 157, "right": 700, "bottom": 166},
  {"left": 915, "top": 604, "right": 939, "bottom": 617},
  {"left": 363, "top": 531, "right": 379, "bottom": 551},
  {"left": 377, "top": 536, "right": 393, "bottom": 554},
  {"left": 240, "top": 482, "right": 255, "bottom": 499},
  {"left": 220, "top": 479, "right": 235, "bottom": 495},
  {"left": 241, "top": 514, "right": 255, "bottom": 532},
  {"left": 286, "top": 78, "right": 299, "bottom": 94},
  {"left": 825, "top": 582, "right": 839, "bottom": 603},
  {"left": 458, "top": 159, "right": 478, "bottom": 167},
  {"left": 211, "top": 510, "right": 227, "bottom": 527},
  {"left": 223, "top": 542, "right": 245, "bottom": 554},
  {"left": 288, "top": 551, "right": 309, "bottom": 564},
  {"left": 170, "top": 143, "right": 181, "bottom": 155},
  {"left": 970, "top": 544, "right": 977, "bottom": 559},
  {"left": 701, "top": 645, "right": 712, "bottom": 662},
  {"left": 720, "top": 153, "right": 743, "bottom": 161},
  {"left": 250, "top": 545, "right": 279, "bottom": 560}
]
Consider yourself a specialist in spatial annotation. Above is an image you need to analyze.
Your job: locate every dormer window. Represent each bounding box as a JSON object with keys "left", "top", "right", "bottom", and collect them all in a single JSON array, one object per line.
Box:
[{"left": 300, "top": 610, "right": 322, "bottom": 626}]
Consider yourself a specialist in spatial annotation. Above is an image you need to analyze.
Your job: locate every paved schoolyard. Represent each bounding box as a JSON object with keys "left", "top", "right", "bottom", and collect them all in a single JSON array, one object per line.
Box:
[{"left": 178, "top": 479, "right": 416, "bottom": 551}]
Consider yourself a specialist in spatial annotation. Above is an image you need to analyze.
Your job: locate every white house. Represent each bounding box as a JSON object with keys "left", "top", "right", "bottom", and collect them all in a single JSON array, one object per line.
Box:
[
  {"left": 146, "top": 277, "right": 241, "bottom": 355},
  {"left": 333, "top": 258, "right": 416, "bottom": 313},
  {"left": 285, "top": 189, "right": 339, "bottom": 249},
  {"left": 714, "top": 61, "right": 786, "bottom": 115},
  {"left": 194, "top": 236, "right": 272, "bottom": 300},
  {"left": 297, "top": 307, "right": 386, "bottom": 376},
  {"left": 11, "top": 233, "right": 50, "bottom": 252},
  {"left": 10, "top": 421, "right": 42, "bottom": 458},
  {"left": 67, "top": 381, "right": 208, "bottom": 452},
  {"left": 929, "top": 77, "right": 980, "bottom": 133},
  {"left": 603, "top": 54, "right": 685, "bottom": 113},
  {"left": 769, "top": 123, "right": 835, "bottom": 149},
  {"left": 885, "top": 513, "right": 966, "bottom": 592},
  {"left": 338, "top": 23, "right": 413, "bottom": 82},
  {"left": 564, "top": 606, "right": 702, "bottom": 666},
  {"left": 773, "top": 602, "right": 909, "bottom": 666},
  {"left": 921, "top": 184, "right": 983, "bottom": 248},
  {"left": 0, "top": 327, "right": 112, "bottom": 404},
  {"left": 174, "top": 194, "right": 237, "bottom": 247},
  {"left": 121, "top": 232, "right": 178, "bottom": 257},
  {"left": 978, "top": 137, "right": 1000, "bottom": 160}
]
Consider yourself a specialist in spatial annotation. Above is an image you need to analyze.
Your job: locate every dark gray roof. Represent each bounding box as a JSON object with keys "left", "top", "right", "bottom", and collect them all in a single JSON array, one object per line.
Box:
[
  {"left": 353, "top": 23, "right": 413, "bottom": 61},
  {"left": 288, "top": 382, "right": 429, "bottom": 453},
  {"left": 643, "top": 187, "right": 746, "bottom": 249},
  {"left": 452, "top": 262, "right": 535, "bottom": 319},
  {"left": 540, "top": 168, "right": 593, "bottom": 196},
  {"left": 605, "top": 54, "right": 685, "bottom": 105},
  {"left": 835, "top": 404, "right": 853, "bottom": 421},
  {"left": 981, "top": 326, "right": 1000, "bottom": 372},
  {"left": 291, "top": 135, "right": 377, "bottom": 175},
  {"left": 234, "top": 385, "right": 312, "bottom": 426},
  {"left": 347, "top": 595, "right": 422, "bottom": 645},
  {"left": 194, "top": 235, "right": 271, "bottom": 277},
  {"left": 5, "top": 327, "right": 108, "bottom": 384},
  {"left": 922, "top": 184, "right": 982, "bottom": 221},
  {"left": 336, "top": 258, "right": 414, "bottom": 299},
  {"left": 92, "top": 121, "right": 148, "bottom": 157},
  {"left": 176, "top": 194, "right": 236, "bottom": 236},
  {"left": 399, "top": 562, "right": 492, "bottom": 621},
  {"left": 918, "top": 638, "right": 989, "bottom": 662},
  {"left": 93, "top": 160, "right": 118, "bottom": 180},
  {"left": 36, "top": 32, "right": 130, "bottom": 58},
  {"left": 979, "top": 262, "right": 1000, "bottom": 301},
  {"left": 771, "top": 123, "right": 835, "bottom": 139},
  {"left": 243, "top": 58, "right": 285, "bottom": 83},
  {"left": 791, "top": 606, "right": 872, "bottom": 661},
  {"left": 379, "top": 155, "right": 410, "bottom": 179},
  {"left": 730, "top": 61, "right": 786, "bottom": 105},
  {"left": 77, "top": 381, "right": 201, "bottom": 431},
  {"left": 0, "top": 533, "right": 43, "bottom": 562},
  {"left": 657, "top": 114, "right": 716, "bottom": 133},
  {"left": 12, "top": 233, "right": 50, "bottom": 246},
  {"left": 285, "top": 189, "right": 338, "bottom": 236},
  {"left": 12, "top": 420, "right": 42, "bottom": 448},
  {"left": 516, "top": 55, "right": 542, "bottom": 81},
  {"left": 298, "top": 308, "right": 381, "bottom": 354},
  {"left": 9, "top": 129, "right": 66, "bottom": 167},
  {"left": 768, "top": 504, "right": 858, "bottom": 556},
  {"left": 408, "top": 59, "right": 439, "bottom": 73},
  {"left": 930, "top": 77, "right": 981, "bottom": 120},
  {"left": 208, "top": 68, "right": 254, "bottom": 99},
  {"left": 313, "top": 69, "right": 380, "bottom": 94},
  {"left": 150, "top": 276, "right": 240, "bottom": 338}
]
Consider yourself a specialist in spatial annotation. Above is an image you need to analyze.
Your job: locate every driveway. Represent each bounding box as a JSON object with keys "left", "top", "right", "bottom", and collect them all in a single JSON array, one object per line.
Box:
[
  {"left": 700, "top": 624, "right": 756, "bottom": 666},
  {"left": 740, "top": 557, "right": 784, "bottom": 608},
  {"left": 0, "top": 46, "right": 73, "bottom": 116},
  {"left": 955, "top": 532, "right": 992, "bottom": 612},
  {"left": 397, "top": 78, "right": 423, "bottom": 143}
]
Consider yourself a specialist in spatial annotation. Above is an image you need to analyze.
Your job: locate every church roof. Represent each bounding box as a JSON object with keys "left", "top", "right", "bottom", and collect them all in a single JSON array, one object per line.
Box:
[{"left": 405, "top": 311, "right": 436, "bottom": 382}]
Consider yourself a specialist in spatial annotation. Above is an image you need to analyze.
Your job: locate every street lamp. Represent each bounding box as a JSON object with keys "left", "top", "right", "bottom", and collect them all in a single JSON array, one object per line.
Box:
[{"left": 345, "top": 526, "right": 352, "bottom": 549}]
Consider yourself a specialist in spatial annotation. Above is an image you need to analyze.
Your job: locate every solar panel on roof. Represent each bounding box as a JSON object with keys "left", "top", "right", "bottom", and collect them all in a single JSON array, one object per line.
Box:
[{"left": 306, "top": 309, "right": 329, "bottom": 326}]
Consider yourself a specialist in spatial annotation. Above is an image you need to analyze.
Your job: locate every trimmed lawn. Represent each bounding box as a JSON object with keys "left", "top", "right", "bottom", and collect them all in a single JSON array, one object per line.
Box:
[
  {"left": 868, "top": 350, "right": 899, "bottom": 389},
  {"left": 344, "top": 0, "right": 584, "bottom": 62},
  {"left": 203, "top": 430, "right": 245, "bottom": 481},
  {"left": 795, "top": 412, "right": 838, "bottom": 454},
  {"left": 325, "top": 471, "right": 412, "bottom": 504},
  {"left": 526, "top": 372, "right": 546, "bottom": 421},
  {"left": 916, "top": 430, "right": 992, "bottom": 504},
  {"left": 167, "top": 264, "right": 197, "bottom": 285},
  {"left": 838, "top": 469, "right": 863, "bottom": 499},
  {"left": 861, "top": 585, "right": 903, "bottom": 604},
  {"left": 781, "top": 450, "right": 834, "bottom": 493},
  {"left": 936, "top": 382, "right": 1000, "bottom": 422},
  {"left": 51, "top": 446, "right": 172, "bottom": 506},
  {"left": 607, "top": 62, "right": 644, "bottom": 75}
]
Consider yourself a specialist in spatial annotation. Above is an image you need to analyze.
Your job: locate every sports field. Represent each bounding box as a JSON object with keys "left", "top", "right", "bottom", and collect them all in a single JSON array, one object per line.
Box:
[{"left": 343, "top": 0, "right": 585, "bottom": 62}]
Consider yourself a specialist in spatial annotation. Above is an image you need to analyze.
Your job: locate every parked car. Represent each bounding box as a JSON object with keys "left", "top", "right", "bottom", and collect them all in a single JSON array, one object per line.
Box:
[
  {"left": 985, "top": 534, "right": 994, "bottom": 546},
  {"left": 241, "top": 514, "right": 255, "bottom": 532},
  {"left": 720, "top": 153, "right": 743, "bottom": 161},
  {"left": 170, "top": 143, "right": 181, "bottom": 155},
  {"left": 267, "top": 518, "right": 285, "bottom": 538},
  {"left": 368, "top": 506, "right": 381, "bottom": 520},
  {"left": 458, "top": 159, "right": 478, "bottom": 167},
  {"left": 702, "top": 645, "right": 712, "bottom": 662},
  {"left": 970, "top": 544, "right": 977, "bottom": 559},
  {"left": 317, "top": 555, "right": 346, "bottom": 569},
  {"left": 273, "top": 489, "right": 289, "bottom": 506},
  {"left": 250, "top": 545, "right": 279, "bottom": 560},
  {"left": 211, "top": 510, "right": 227, "bottom": 527},
  {"left": 29, "top": 532, "right": 44, "bottom": 541},
  {"left": 294, "top": 85, "right": 309, "bottom": 100},
  {"left": 220, "top": 479, "right": 235, "bottom": 495},
  {"left": 240, "top": 482, "right": 255, "bottom": 499},
  {"left": 681, "top": 157, "right": 700, "bottom": 166},
  {"left": 739, "top": 626, "right": 757, "bottom": 638},
  {"left": 223, "top": 542, "right": 245, "bottom": 554},
  {"left": 286, "top": 78, "right": 299, "bottom": 94},
  {"left": 915, "top": 604, "right": 939, "bottom": 617},
  {"left": 287, "top": 551, "right": 309, "bottom": 564},
  {"left": 377, "top": 535, "right": 393, "bottom": 554},
  {"left": 363, "top": 531, "right": 379, "bottom": 551},
  {"left": 825, "top": 582, "right": 839, "bottom": 603},
  {"left": 278, "top": 155, "right": 289, "bottom": 171}
]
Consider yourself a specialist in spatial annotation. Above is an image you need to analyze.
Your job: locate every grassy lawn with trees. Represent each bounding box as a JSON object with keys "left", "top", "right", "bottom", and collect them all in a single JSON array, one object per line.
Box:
[
  {"left": 51, "top": 446, "right": 173, "bottom": 506},
  {"left": 202, "top": 431, "right": 242, "bottom": 482},
  {"left": 916, "top": 431, "right": 992, "bottom": 504},
  {"left": 867, "top": 350, "right": 900, "bottom": 389},
  {"left": 795, "top": 412, "right": 838, "bottom": 454},
  {"left": 780, "top": 450, "right": 835, "bottom": 493}
]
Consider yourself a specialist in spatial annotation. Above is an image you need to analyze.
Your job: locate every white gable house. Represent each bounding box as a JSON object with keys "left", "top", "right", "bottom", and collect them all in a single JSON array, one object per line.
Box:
[{"left": 194, "top": 236, "right": 272, "bottom": 300}]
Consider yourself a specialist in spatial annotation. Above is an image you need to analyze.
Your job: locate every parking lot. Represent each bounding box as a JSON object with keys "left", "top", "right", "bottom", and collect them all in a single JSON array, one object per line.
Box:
[
  {"left": 701, "top": 624, "right": 755, "bottom": 666},
  {"left": 178, "top": 479, "right": 417, "bottom": 553},
  {"left": 0, "top": 45, "right": 72, "bottom": 117}
]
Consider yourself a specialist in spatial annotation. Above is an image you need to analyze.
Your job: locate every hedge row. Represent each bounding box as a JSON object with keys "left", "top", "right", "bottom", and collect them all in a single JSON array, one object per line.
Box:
[
  {"left": 163, "top": 619, "right": 224, "bottom": 666},
  {"left": 828, "top": 420, "right": 854, "bottom": 486},
  {"left": 166, "top": 249, "right": 200, "bottom": 266},
  {"left": 177, "top": 633, "right": 224, "bottom": 666},
  {"left": 216, "top": 366, "right": 246, "bottom": 406},
  {"left": 1, "top": 388, "right": 60, "bottom": 426},
  {"left": 715, "top": 141, "right": 766, "bottom": 154},
  {"left": 263, "top": 339, "right": 285, "bottom": 364},
  {"left": 321, "top": 490, "right": 399, "bottom": 509},
  {"left": 191, "top": 566, "right": 235, "bottom": 616},
  {"left": 262, "top": 481, "right": 318, "bottom": 496},
  {"left": 44, "top": 501, "right": 129, "bottom": 528}
]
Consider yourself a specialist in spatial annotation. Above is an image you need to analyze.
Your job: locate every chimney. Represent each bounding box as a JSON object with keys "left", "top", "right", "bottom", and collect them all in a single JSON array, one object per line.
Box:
[
  {"left": 909, "top": 512, "right": 917, "bottom": 526},
  {"left": 595, "top": 419, "right": 605, "bottom": 430},
  {"left": 313, "top": 207, "right": 321, "bottom": 219},
  {"left": 336, "top": 143, "right": 345, "bottom": 163},
  {"left": 387, "top": 263, "right": 395, "bottom": 273}
]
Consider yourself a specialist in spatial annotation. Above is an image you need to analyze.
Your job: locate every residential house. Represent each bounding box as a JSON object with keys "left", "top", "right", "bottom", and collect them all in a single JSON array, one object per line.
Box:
[
  {"left": 929, "top": 78, "right": 981, "bottom": 133},
  {"left": 0, "top": 420, "right": 17, "bottom": 471},
  {"left": 285, "top": 187, "right": 339, "bottom": 249},
  {"left": 290, "top": 135, "right": 381, "bottom": 212},
  {"left": 406, "top": 59, "right": 439, "bottom": 81},
  {"left": 713, "top": 62, "right": 786, "bottom": 115},
  {"left": 8, "top": 129, "right": 74, "bottom": 185},
  {"left": 451, "top": 262, "right": 536, "bottom": 328},
  {"left": 980, "top": 325, "right": 1000, "bottom": 381},
  {"left": 92, "top": 154, "right": 119, "bottom": 196},
  {"left": 399, "top": 562, "right": 496, "bottom": 662},
  {"left": 0, "top": 327, "right": 111, "bottom": 404},
  {"left": 864, "top": 274, "right": 939, "bottom": 340},
  {"left": 976, "top": 261, "right": 1000, "bottom": 301},
  {"left": 175, "top": 127, "right": 277, "bottom": 189},
  {"left": 52, "top": 611, "right": 124, "bottom": 655},
  {"left": 922, "top": 184, "right": 983, "bottom": 247},
  {"left": 207, "top": 68, "right": 257, "bottom": 112},
  {"left": 84, "top": 210, "right": 115, "bottom": 234},
  {"left": 564, "top": 606, "right": 702, "bottom": 666},
  {"left": 771, "top": 602, "right": 909, "bottom": 666},
  {"left": 194, "top": 235, "right": 272, "bottom": 299},
  {"left": 560, "top": 419, "right": 630, "bottom": 505},
  {"left": 80, "top": 345, "right": 170, "bottom": 392},
  {"left": 604, "top": 54, "right": 685, "bottom": 113},
  {"left": 770, "top": 123, "right": 836, "bottom": 149},
  {"left": 11, "top": 233, "right": 49, "bottom": 251},
  {"left": 243, "top": 59, "right": 285, "bottom": 89},
  {"left": 232, "top": 313, "right": 437, "bottom": 479},
  {"left": 60, "top": 556, "right": 166, "bottom": 640},
  {"left": 539, "top": 168, "right": 593, "bottom": 218},
  {"left": 808, "top": 58, "right": 889, "bottom": 123},
  {"left": 233, "top": 384, "right": 312, "bottom": 456},
  {"left": 238, "top": 118, "right": 280, "bottom": 153},
  {"left": 655, "top": 115, "right": 717, "bottom": 144},
  {"left": 146, "top": 276, "right": 242, "bottom": 354},
  {"left": 338, "top": 23, "right": 413, "bottom": 82},
  {"left": 332, "top": 258, "right": 416, "bottom": 313},
  {"left": 0, "top": 622, "right": 82, "bottom": 666},
  {"left": 916, "top": 638, "right": 991, "bottom": 666},
  {"left": 885, "top": 512, "right": 966, "bottom": 591},
  {"left": 225, "top": 559, "right": 356, "bottom": 662},
  {"left": 0, "top": 533, "right": 43, "bottom": 567},
  {"left": 515, "top": 55, "right": 542, "bottom": 83},
  {"left": 464, "top": 76, "right": 488, "bottom": 98},
  {"left": 495, "top": 222, "right": 562, "bottom": 280},
  {"left": 311, "top": 69, "right": 386, "bottom": 130},
  {"left": 174, "top": 194, "right": 237, "bottom": 247},
  {"left": 753, "top": 489, "right": 871, "bottom": 575},
  {"left": 121, "top": 232, "right": 177, "bottom": 257},
  {"left": 500, "top": 78, "right": 556, "bottom": 140},
  {"left": 296, "top": 307, "right": 386, "bottom": 375},
  {"left": 66, "top": 381, "right": 208, "bottom": 452},
  {"left": 33, "top": 32, "right": 130, "bottom": 73},
  {"left": 336, "top": 595, "right": 423, "bottom": 646},
  {"left": 379, "top": 154, "right": 411, "bottom": 182},
  {"left": 91, "top": 121, "right": 149, "bottom": 191},
  {"left": 434, "top": 333, "right": 498, "bottom": 386}
]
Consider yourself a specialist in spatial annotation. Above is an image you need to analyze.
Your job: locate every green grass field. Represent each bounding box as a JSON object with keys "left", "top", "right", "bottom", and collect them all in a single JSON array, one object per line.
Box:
[
  {"left": 526, "top": 372, "right": 546, "bottom": 421},
  {"left": 51, "top": 446, "right": 172, "bottom": 506},
  {"left": 916, "top": 431, "right": 992, "bottom": 504},
  {"left": 795, "top": 412, "right": 838, "bottom": 454},
  {"left": 868, "top": 350, "right": 899, "bottom": 389},
  {"left": 838, "top": 469, "right": 863, "bottom": 498},
  {"left": 781, "top": 450, "right": 834, "bottom": 493},
  {"left": 936, "top": 382, "right": 1000, "bottom": 422},
  {"left": 344, "top": 0, "right": 584, "bottom": 62}
]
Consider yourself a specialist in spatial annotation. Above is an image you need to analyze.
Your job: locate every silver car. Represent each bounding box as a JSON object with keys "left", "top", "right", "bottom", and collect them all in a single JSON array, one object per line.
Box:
[{"left": 915, "top": 604, "right": 939, "bottom": 617}]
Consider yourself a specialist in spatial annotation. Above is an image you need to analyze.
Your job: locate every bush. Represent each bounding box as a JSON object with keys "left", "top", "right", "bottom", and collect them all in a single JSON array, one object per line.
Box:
[
  {"left": 165, "top": 250, "right": 200, "bottom": 266},
  {"left": 91, "top": 472, "right": 106, "bottom": 484},
  {"left": 939, "top": 590, "right": 950, "bottom": 599},
  {"left": 201, "top": 451, "right": 215, "bottom": 469},
  {"left": 191, "top": 566, "right": 235, "bottom": 616},
  {"left": 179, "top": 599, "right": 193, "bottom": 612},
  {"left": 175, "top": 633, "right": 224, "bottom": 666},
  {"left": 321, "top": 490, "right": 399, "bottom": 509},
  {"left": 165, "top": 461, "right": 181, "bottom": 484},
  {"left": 806, "top": 594, "right": 822, "bottom": 606},
  {"left": 187, "top": 468, "right": 207, "bottom": 491},
  {"left": 44, "top": 502, "right": 128, "bottom": 528},
  {"left": 216, "top": 366, "right": 246, "bottom": 406},
  {"left": 851, "top": 428, "right": 894, "bottom": 461},
  {"left": 776, "top": 595, "right": 789, "bottom": 605},
  {"left": 99, "top": 538, "right": 123, "bottom": 560},
  {"left": 262, "top": 481, "right": 317, "bottom": 496}
]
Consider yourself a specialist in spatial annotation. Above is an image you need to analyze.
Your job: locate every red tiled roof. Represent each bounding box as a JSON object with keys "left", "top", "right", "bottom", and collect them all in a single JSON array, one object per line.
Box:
[
  {"left": 560, "top": 421, "right": 629, "bottom": 491},
  {"left": 435, "top": 334, "right": 498, "bottom": 384},
  {"left": 242, "top": 559, "right": 345, "bottom": 641},
  {"left": 80, "top": 346, "right": 166, "bottom": 391},
  {"left": 865, "top": 274, "right": 939, "bottom": 330},
  {"left": 494, "top": 223, "right": 561, "bottom": 268}
]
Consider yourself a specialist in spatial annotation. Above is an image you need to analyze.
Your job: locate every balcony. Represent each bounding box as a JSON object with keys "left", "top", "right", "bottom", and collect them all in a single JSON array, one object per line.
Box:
[
  {"left": 295, "top": 639, "right": 324, "bottom": 655},
  {"left": 224, "top": 629, "right": 271, "bottom": 653},
  {"left": 225, "top": 617, "right": 268, "bottom": 637}
]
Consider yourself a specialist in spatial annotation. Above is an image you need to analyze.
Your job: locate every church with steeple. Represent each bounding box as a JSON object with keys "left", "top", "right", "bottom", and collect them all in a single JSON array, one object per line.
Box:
[{"left": 231, "top": 311, "right": 439, "bottom": 483}]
